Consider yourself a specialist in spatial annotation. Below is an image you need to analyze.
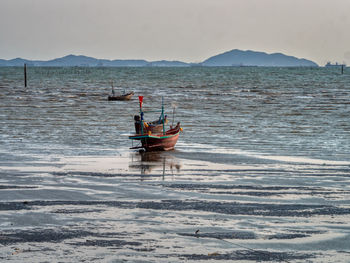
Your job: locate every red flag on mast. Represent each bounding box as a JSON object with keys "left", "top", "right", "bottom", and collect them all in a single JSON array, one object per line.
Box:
[{"left": 138, "top": 96, "right": 144, "bottom": 108}]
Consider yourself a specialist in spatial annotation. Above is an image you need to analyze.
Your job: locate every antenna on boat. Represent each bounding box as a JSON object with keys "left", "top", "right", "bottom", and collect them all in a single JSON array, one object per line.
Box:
[
  {"left": 110, "top": 80, "right": 115, "bottom": 95},
  {"left": 171, "top": 102, "right": 177, "bottom": 127}
]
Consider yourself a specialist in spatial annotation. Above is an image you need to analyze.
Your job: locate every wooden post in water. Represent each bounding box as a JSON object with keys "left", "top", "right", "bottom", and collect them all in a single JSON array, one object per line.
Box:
[
  {"left": 341, "top": 65, "right": 344, "bottom": 74},
  {"left": 162, "top": 97, "right": 165, "bottom": 135},
  {"left": 24, "top": 63, "right": 27, "bottom": 87}
]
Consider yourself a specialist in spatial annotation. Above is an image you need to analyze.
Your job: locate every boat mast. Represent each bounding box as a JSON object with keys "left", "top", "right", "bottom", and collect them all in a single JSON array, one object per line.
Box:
[{"left": 139, "top": 96, "right": 144, "bottom": 134}]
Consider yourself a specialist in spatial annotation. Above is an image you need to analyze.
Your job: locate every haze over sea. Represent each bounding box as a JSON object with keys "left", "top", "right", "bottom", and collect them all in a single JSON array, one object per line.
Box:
[{"left": 1, "top": 66, "right": 350, "bottom": 262}]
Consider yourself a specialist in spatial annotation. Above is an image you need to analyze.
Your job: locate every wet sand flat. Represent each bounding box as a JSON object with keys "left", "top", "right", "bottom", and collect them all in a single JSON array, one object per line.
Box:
[{"left": 1, "top": 148, "right": 350, "bottom": 262}]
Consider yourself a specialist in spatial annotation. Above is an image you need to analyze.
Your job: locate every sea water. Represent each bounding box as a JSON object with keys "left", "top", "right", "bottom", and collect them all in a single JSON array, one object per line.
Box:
[
  {"left": 1, "top": 66, "right": 349, "bottom": 160},
  {"left": 0, "top": 66, "right": 350, "bottom": 262}
]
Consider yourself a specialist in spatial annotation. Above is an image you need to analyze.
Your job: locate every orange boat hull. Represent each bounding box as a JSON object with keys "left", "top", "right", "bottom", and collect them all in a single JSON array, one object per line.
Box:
[{"left": 142, "top": 133, "right": 179, "bottom": 151}]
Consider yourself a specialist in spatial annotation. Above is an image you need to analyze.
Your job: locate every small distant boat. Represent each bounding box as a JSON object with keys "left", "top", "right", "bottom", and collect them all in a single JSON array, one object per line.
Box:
[
  {"left": 108, "top": 91, "right": 134, "bottom": 101},
  {"left": 325, "top": 62, "right": 346, "bottom": 67},
  {"left": 129, "top": 96, "right": 181, "bottom": 151}
]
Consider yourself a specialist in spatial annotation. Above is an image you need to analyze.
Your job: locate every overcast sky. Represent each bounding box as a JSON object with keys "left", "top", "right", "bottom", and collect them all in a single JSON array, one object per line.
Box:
[{"left": 1, "top": 0, "right": 350, "bottom": 65}]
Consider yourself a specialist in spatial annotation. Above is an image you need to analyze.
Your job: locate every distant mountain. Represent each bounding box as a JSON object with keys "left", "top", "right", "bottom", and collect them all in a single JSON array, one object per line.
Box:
[
  {"left": 0, "top": 50, "right": 318, "bottom": 67},
  {"left": 0, "top": 55, "right": 149, "bottom": 67},
  {"left": 202, "top": 49, "right": 318, "bottom": 67},
  {"left": 40, "top": 55, "right": 100, "bottom": 67},
  {"left": 0, "top": 58, "right": 40, "bottom": 66},
  {"left": 41, "top": 55, "right": 150, "bottom": 67}
]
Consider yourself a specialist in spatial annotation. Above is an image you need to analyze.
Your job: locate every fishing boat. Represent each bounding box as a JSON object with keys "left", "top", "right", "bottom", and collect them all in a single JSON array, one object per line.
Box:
[
  {"left": 129, "top": 96, "right": 181, "bottom": 151},
  {"left": 108, "top": 91, "right": 134, "bottom": 101}
]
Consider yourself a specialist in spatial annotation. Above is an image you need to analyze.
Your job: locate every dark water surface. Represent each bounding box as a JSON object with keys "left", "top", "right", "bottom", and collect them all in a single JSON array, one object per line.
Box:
[{"left": 0, "top": 67, "right": 350, "bottom": 262}]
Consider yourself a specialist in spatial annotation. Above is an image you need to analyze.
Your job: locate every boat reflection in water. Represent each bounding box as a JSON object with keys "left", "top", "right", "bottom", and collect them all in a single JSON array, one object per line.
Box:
[{"left": 129, "top": 151, "right": 181, "bottom": 177}]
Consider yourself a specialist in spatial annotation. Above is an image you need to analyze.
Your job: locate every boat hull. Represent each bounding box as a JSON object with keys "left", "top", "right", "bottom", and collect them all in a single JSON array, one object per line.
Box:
[
  {"left": 108, "top": 92, "right": 134, "bottom": 101},
  {"left": 129, "top": 123, "right": 181, "bottom": 151},
  {"left": 142, "top": 133, "right": 179, "bottom": 151}
]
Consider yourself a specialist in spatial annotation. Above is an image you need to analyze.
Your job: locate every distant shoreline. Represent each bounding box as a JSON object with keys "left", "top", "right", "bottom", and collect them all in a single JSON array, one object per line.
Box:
[{"left": 0, "top": 49, "right": 318, "bottom": 67}]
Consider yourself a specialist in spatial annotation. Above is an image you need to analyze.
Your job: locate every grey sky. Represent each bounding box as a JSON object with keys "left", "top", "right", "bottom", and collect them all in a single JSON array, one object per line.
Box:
[{"left": 1, "top": 0, "right": 350, "bottom": 65}]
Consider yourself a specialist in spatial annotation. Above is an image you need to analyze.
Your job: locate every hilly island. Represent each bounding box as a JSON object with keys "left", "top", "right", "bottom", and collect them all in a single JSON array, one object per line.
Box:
[{"left": 0, "top": 49, "right": 318, "bottom": 67}]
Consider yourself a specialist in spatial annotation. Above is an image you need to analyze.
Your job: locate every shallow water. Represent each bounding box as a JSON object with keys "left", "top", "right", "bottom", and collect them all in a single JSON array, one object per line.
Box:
[
  {"left": 0, "top": 66, "right": 350, "bottom": 262},
  {"left": 1, "top": 66, "right": 350, "bottom": 158}
]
